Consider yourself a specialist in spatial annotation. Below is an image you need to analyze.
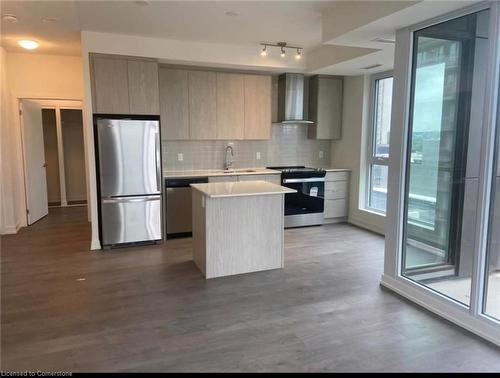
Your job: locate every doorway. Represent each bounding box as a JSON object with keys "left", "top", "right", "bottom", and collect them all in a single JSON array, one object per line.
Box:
[{"left": 20, "top": 99, "right": 87, "bottom": 225}]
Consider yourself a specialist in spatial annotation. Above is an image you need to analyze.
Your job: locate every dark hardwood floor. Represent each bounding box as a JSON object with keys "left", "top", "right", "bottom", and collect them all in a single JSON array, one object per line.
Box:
[{"left": 1, "top": 207, "right": 499, "bottom": 372}]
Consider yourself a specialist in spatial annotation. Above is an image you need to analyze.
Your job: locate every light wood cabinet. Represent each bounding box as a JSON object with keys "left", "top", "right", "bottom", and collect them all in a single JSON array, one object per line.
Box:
[
  {"left": 244, "top": 75, "right": 272, "bottom": 140},
  {"left": 92, "top": 57, "right": 129, "bottom": 114},
  {"left": 238, "top": 174, "right": 280, "bottom": 185},
  {"left": 189, "top": 71, "right": 217, "bottom": 140},
  {"left": 159, "top": 68, "right": 190, "bottom": 140},
  {"left": 308, "top": 76, "right": 343, "bottom": 140},
  {"left": 127, "top": 60, "right": 159, "bottom": 115},
  {"left": 157, "top": 67, "right": 272, "bottom": 140},
  {"left": 91, "top": 54, "right": 160, "bottom": 115},
  {"left": 216, "top": 73, "right": 245, "bottom": 139},
  {"left": 208, "top": 176, "right": 238, "bottom": 183},
  {"left": 324, "top": 171, "right": 350, "bottom": 222}
]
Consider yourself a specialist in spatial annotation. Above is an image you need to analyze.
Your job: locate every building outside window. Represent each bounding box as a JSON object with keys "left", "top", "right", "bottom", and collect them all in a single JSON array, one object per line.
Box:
[{"left": 366, "top": 73, "right": 393, "bottom": 214}]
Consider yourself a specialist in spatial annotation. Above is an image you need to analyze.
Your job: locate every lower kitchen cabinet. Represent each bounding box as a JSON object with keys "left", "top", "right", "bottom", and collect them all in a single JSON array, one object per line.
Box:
[
  {"left": 238, "top": 174, "right": 280, "bottom": 185},
  {"left": 208, "top": 174, "right": 280, "bottom": 184},
  {"left": 324, "top": 170, "right": 350, "bottom": 223},
  {"left": 208, "top": 176, "right": 238, "bottom": 183}
]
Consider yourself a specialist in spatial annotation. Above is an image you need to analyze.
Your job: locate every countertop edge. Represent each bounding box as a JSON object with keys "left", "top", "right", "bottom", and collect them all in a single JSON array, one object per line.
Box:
[
  {"left": 163, "top": 169, "right": 281, "bottom": 178},
  {"left": 191, "top": 181, "right": 296, "bottom": 198}
]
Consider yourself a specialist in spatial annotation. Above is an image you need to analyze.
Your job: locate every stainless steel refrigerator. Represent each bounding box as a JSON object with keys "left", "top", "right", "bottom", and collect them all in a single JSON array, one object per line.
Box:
[{"left": 95, "top": 116, "right": 162, "bottom": 247}]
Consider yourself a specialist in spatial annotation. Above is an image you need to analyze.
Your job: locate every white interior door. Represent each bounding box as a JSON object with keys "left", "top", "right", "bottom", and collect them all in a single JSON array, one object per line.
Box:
[{"left": 21, "top": 100, "right": 49, "bottom": 224}]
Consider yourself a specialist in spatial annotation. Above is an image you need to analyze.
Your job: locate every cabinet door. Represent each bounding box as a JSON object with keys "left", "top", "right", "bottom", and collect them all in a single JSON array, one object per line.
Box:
[
  {"left": 309, "top": 77, "right": 343, "bottom": 140},
  {"left": 238, "top": 174, "right": 280, "bottom": 185},
  {"left": 189, "top": 71, "right": 217, "bottom": 140},
  {"left": 244, "top": 75, "right": 271, "bottom": 140},
  {"left": 128, "top": 60, "right": 159, "bottom": 115},
  {"left": 92, "top": 57, "right": 129, "bottom": 114},
  {"left": 216, "top": 73, "right": 245, "bottom": 139},
  {"left": 209, "top": 175, "right": 237, "bottom": 183},
  {"left": 159, "top": 68, "right": 189, "bottom": 140}
]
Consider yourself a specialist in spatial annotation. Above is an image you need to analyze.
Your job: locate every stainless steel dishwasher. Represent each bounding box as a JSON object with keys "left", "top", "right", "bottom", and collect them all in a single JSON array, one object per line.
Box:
[{"left": 165, "top": 177, "right": 208, "bottom": 238}]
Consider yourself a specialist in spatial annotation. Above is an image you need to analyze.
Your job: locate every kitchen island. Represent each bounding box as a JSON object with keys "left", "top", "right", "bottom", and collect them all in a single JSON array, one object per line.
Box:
[{"left": 191, "top": 180, "right": 296, "bottom": 279}]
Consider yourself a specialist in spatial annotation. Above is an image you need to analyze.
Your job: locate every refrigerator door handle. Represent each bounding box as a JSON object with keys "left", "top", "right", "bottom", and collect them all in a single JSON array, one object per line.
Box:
[
  {"left": 155, "top": 132, "right": 161, "bottom": 193},
  {"left": 102, "top": 196, "right": 160, "bottom": 204}
]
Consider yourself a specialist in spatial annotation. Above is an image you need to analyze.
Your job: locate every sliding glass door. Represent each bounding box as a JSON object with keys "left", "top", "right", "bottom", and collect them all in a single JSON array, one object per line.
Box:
[{"left": 401, "top": 9, "right": 490, "bottom": 306}]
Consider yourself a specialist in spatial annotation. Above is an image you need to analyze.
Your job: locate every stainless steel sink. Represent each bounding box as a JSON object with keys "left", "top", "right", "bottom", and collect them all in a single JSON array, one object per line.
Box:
[{"left": 221, "top": 169, "right": 256, "bottom": 174}]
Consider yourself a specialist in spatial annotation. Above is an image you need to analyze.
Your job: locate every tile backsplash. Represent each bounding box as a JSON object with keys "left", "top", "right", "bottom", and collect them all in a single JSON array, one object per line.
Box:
[{"left": 162, "top": 124, "right": 331, "bottom": 171}]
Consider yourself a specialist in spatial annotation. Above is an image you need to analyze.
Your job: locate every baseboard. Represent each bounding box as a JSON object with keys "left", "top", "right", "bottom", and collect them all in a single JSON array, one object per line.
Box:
[
  {"left": 1, "top": 225, "right": 17, "bottom": 235},
  {"left": 90, "top": 238, "right": 101, "bottom": 251},
  {"left": 348, "top": 217, "right": 385, "bottom": 236},
  {"left": 0, "top": 221, "right": 23, "bottom": 235},
  {"left": 323, "top": 217, "right": 347, "bottom": 224},
  {"left": 380, "top": 274, "right": 500, "bottom": 347}
]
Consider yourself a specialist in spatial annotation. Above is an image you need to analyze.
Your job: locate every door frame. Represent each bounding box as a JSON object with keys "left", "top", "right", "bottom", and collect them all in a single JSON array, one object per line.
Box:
[
  {"left": 381, "top": 1, "right": 500, "bottom": 346},
  {"left": 18, "top": 99, "right": 86, "bottom": 224}
]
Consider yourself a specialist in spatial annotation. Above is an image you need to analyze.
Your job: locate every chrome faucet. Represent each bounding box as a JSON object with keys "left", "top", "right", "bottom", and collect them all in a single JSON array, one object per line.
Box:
[{"left": 224, "top": 145, "right": 234, "bottom": 170}]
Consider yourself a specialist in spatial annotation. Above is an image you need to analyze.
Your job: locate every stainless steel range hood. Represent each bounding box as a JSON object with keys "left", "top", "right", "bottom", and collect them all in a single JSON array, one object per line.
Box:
[{"left": 277, "top": 73, "right": 314, "bottom": 124}]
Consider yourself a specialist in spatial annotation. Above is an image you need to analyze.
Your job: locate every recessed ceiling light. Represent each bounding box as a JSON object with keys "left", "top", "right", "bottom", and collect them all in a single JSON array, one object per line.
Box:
[
  {"left": 225, "top": 11, "right": 239, "bottom": 17},
  {"left": 362, "top": 63, "right": 383, "bottom": 70},
  {"left": 2, "top": 14, "right": 18, "bottom": 23},
  {"left": 18, "top": 40, "right": 39, "bottom": 50},
  {"left": 42, "top": 16, "right": 58, "bottom": 23},
  {"left": 372, "top": 37, "right": 395, "bottom": 44}
]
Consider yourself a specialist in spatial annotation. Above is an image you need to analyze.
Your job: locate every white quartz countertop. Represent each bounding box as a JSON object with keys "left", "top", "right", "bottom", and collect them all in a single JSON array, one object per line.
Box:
[
  {"left": 163, "top": 168, "right": 280, "bottom": 178},
  {"left": 191, "top": 180, "right": 296, "bottom": 198}
]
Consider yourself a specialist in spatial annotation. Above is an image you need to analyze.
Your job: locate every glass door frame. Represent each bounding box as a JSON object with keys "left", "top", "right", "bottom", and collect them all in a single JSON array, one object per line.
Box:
[{"left": 382, "top": 1, "right": 500, "bottom": 346}]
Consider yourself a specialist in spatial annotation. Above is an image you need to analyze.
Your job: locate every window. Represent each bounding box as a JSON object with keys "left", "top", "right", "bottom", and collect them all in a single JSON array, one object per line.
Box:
[{"left": 366, "top": 73, "right": 393, "bottom": 214}]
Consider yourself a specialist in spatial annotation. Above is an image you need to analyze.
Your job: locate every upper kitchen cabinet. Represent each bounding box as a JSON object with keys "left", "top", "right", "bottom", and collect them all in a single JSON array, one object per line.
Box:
[
  {"left": 308, "top": 75, "right": 343, "bottom": 140},
  {"left": 127, "top": 60, "right": 159, "bottom": 115},
  {"left": 189, "top": 71, "right": 217, "bottom": 140},
  {"left": 244, "top": 74, "right": 272, "bottom": 140},
  {"left": 91, "top": 56, "right": 129, "bottom": 114},
  {"left": 216, "top": 73, "right": 245, "bottom": 140},
  {"left": 90, "top": 54, "right": 160, "bottom": 115},
  {"left": 159, "top": 68, "right": 190, "bottom": 140}
]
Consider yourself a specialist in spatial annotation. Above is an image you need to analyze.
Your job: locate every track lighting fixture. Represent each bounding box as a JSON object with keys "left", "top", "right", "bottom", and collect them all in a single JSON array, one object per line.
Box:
[{"left": 259, "top": 42, "right": 303, "bottom": 59}]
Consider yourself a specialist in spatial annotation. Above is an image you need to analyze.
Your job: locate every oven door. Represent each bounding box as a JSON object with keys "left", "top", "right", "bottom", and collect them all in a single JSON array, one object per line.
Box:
[{"left": 282, "top": 177, "right": 325, "bottom": 216}]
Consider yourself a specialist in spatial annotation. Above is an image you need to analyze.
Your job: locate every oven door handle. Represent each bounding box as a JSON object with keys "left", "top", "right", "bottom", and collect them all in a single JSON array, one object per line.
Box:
[{"left": 283, "top": 177, "right": 325, "bottom": 184}]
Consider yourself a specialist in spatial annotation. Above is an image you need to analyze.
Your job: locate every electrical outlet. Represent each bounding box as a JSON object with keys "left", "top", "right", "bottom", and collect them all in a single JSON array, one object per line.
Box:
[
  {"left": 177, "top": 153, "right": 184, "bottom": 161},
  {"left": 256, "top": 152, "right": 261, "bottom": 160},
  {"left": 319, "top": 151, "right": 324, "bottom": 159}
]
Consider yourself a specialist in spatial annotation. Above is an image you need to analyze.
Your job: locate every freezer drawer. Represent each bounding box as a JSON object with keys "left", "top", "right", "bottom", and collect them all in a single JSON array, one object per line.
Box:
[{"left": 101, "top": 195, "right": 162, "bottom": 246}]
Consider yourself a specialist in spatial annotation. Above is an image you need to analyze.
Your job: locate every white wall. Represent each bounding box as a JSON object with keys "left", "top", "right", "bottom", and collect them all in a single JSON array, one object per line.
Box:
[
  {"left": 331, "top": 75, "right": 386, "bottom": 235},
  {"left": 0, "top": 52, "right": 84, "bottom": 234},
  {"left": 0, "top": 47, "right": 17, "bottom": 234}
]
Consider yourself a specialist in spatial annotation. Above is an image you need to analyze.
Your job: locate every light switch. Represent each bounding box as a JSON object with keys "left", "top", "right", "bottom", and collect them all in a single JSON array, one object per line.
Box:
[
  {"left": 319, "top": 151, "right": 324, "bottom": 159},
  {"left": 256, "top": 152, "right": 261, "bottom": 160},
  {"left": 177, "top": 153, "right": 183, "bottom": 161}
]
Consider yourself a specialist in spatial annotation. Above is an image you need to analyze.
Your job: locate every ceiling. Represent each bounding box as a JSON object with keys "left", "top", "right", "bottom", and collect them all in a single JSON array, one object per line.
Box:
[{"left": 0, "top": 0, "right": 480, "bottom": 75}]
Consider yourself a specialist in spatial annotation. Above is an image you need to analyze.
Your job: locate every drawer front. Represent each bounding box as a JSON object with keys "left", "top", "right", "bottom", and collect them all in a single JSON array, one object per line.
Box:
[
  {"left": 209, "top": 175, "right": 238, "bottom": 183},
  {"left": 325, "top": 171, "right": 350, "bottom": 182},
  {"left": 101, "top": 196, "right": 162, "bottom": 245},
  {"left": 325, "top": 180, "right": 349, "bottom": 200},
  {"left": 324, "top": 199, "right": 348, "bottom": 218}
]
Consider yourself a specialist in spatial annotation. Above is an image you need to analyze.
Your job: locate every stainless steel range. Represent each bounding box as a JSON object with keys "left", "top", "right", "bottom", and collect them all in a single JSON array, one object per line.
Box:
[{"left": 267, "top": 166, "right": 326, "bottom": 228}]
